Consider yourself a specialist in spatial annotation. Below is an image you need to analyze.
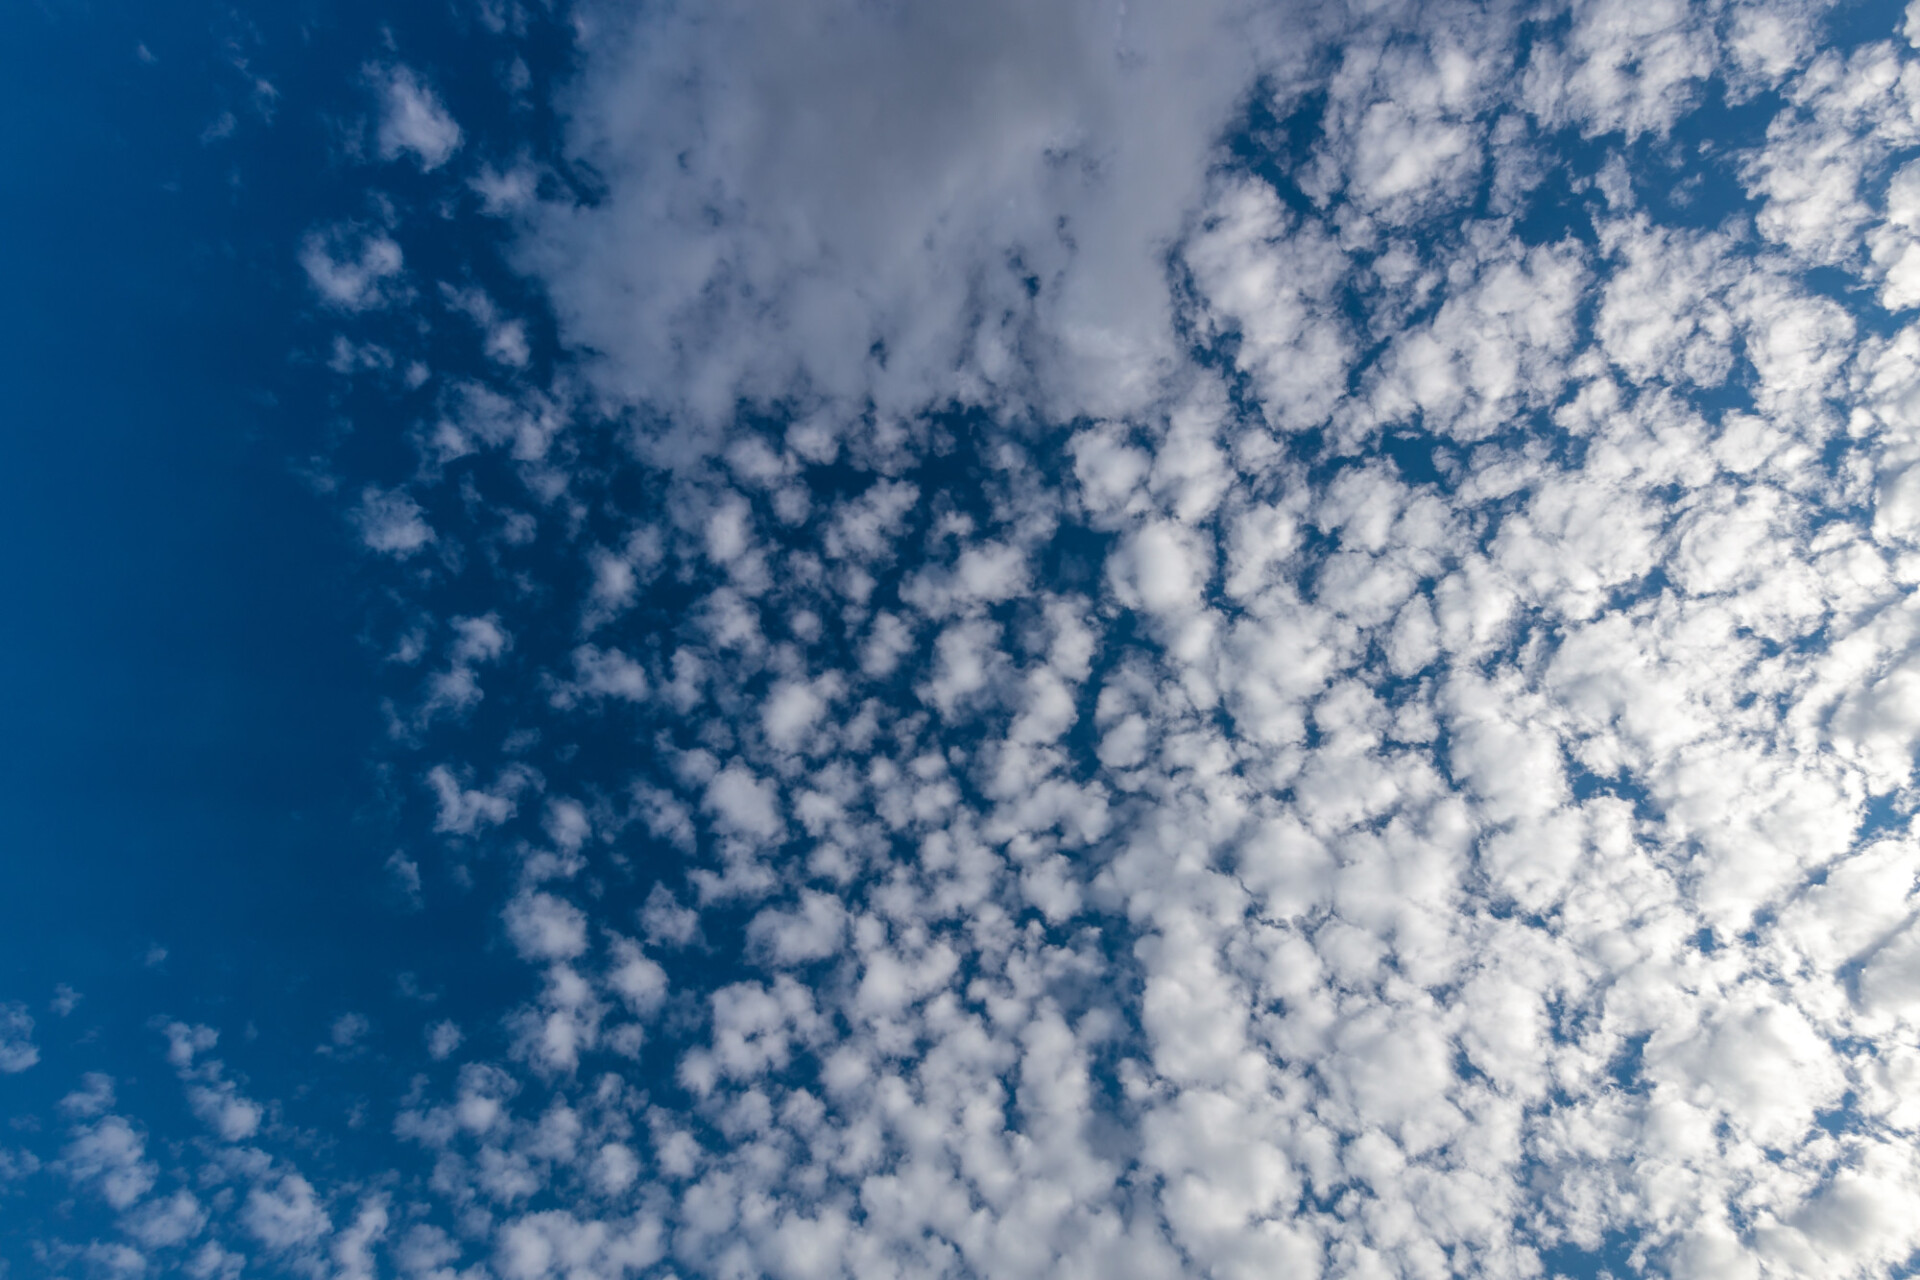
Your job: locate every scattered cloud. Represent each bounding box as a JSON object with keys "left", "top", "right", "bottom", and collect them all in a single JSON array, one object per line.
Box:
[
  {"left": 26, "top": 3, "right": 1920, "bottom": 1279},
  {"left": 0, "top": 1004, "right": 38, "bottom": 1074},
  {"left": 369, "top": 63, "right": 461, "bottom": 171}
]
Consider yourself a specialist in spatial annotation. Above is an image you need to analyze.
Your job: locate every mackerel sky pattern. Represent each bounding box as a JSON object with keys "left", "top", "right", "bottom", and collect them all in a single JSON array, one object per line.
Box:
[{"left": 8, "top": 2, "right": 1920, "bottom": 1279}]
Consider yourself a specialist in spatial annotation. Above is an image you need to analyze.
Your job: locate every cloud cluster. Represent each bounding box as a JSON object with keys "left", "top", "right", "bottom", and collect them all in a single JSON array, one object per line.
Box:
[{"left": 23, "top": 1, "right": 1920, "bottom": 1278}]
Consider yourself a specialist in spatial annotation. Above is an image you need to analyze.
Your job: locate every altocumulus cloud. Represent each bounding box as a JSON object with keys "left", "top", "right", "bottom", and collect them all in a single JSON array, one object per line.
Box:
[{"left": 20, "top": 1, "right": 1920, "bottom": 1278}]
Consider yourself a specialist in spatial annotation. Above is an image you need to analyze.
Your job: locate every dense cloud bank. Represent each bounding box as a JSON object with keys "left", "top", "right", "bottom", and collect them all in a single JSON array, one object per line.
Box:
[{"left": 18, "top": 0, "right": 1920, "bottom": 1277}]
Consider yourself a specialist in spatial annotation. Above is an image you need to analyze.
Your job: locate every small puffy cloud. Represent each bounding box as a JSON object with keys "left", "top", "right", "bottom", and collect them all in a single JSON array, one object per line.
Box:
[
  {"left": 126, "top": 1188, "right": 208, "bottom": 1249},
  {"left": 0, "top": 1003, "right": 38, "bottom": 1073},
  {"left": 449, "top": 614, "right": 509, "bottom": 665},
  {"left": 606, "top": 938, "right": 668, "bottom": 1017},
  {"left": 640, "top": 884, "right": 701, "bottom": 949},
  {"left": 761, "top": 678, "right": 829, "bottom": 753},
  {"left": 495, "top": 1209, "right": 663, "bottom": 1280},
  {"left": 188, "top": 1079, "right": 263, "bottom": 1142},
  {"left": 472, "top": 162, "right": 538, "bottom": 215},
  {"left": 747, "top": 891, "right": 847, "bottom": 966},
  {"left": 370, "top": 63, "right": 462, "bottom": 171},
  {"left": 550, "top": 645, "right": 648, "bottom": 709},
  {"left": 427, "top": 764, "right": 533, "bottom": 836},
  {"left": 243, "top": 1173, "right": 330, "bottom": 1251},
  {"left": 1108, "top": 520, "right": 1210, "bottom": 618},
  {"left": 425, "top": 1019, "right": 464, "bottom": 1061},
  {"left": 589, "top": 1142, "right": 641, "bottom": 1196},
  {"left": 702, "top": 764, "right": 783, "bottom": 842},
  {"left": 385, "top": 850, "right": 424, "bottom": 910},
  {"left": 1522, "top": 0, "right": 1718, "bottom": 140},
  {"left": 544, "top": 798, "right": 591, "bottom": 853},
  {"left": 0, "top": 1147, "right": 39, "bottom": 1186},
  {"left": 919, "top": 618, "right": 1004, "bottom": 717},
  {"left": 441, "top": 284, "right": 530, "bottom": 369},
  {"left": 329, "top": 1012, "right": 371, "bottom": 1051},
  {"left": 332, "top": 1195, "right": 392, "bottom": 1280},
  {"left": 1187, "top": 180, "right": 1352, "bottom": 431},
  {"left": 300, "top": 224, "right": 404, "bottom": 311},
  {"left": 63, "top": 1116, "right": 156, "bottom": 1209},
  {"left": 160, "top": 1020, "right": 217, "bottom": 1070},
  {"left": 899, "top": 541, "right": 1031, "bottom": 617},
  {"left": 503, "top": 891, "right": 589, "bottom": 963},
  {"left": 352, "top": 486, "right": 435, "bottom": 557},
  {"left": 61, "top": 1073, "right": 115, "bottom": 1118},
  {"left": 186, "top": 1241, "right": 247, "bottom": 1280},
  {"left": 416, "top": 614, "right": 512, "bottom": 725},
  {"left": 80, "top": 1243, "right": 147, "bottom": 1278}
]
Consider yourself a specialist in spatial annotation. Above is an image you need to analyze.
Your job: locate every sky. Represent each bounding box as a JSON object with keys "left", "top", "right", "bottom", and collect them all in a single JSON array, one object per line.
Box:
[{"left": 5, "top": 0, "right": 1920, "bottom": 1277}]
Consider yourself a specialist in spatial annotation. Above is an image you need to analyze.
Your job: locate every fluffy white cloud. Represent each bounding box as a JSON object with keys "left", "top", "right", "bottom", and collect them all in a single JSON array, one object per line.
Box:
[
  {"left": 503, "top": 891, "right": 589, "bottom": 963},
  {"left": 353, "top": 486, "right": 435, "bottom": 557},
  {"left": 243, "top": 1173, "right": 331, "bottom": 1251},
  {"left": 301, "top": 224, "right": 405, "bottom": 311},
  {"left": 0, "top": 1003, "right": 37, "bottom": 1073},
  {"left": 370, "top": 64, "right": 462, "bottom": 171},
  {"left": 62, "top": 1116, "right": 156, "bottom": 1210},
  {"left": 125, "top": 1189, "right": 208, "bottom": 1250},
  {"left": 427, "top": 763, "right": 535, "bottom": 835}
]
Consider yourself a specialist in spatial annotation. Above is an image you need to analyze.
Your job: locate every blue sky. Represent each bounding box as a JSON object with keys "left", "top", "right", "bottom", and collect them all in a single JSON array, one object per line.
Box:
[{"left": 7, "top": 1, "right": 1920, "bottom": 1278}]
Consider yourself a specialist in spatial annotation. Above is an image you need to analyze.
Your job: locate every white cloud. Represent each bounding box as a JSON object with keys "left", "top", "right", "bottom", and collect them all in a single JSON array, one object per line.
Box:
[
  {"left": 1522, "top": 0, "right": 1720, "bottom": 139},
  {"left": 352, "top": 486, "right": 435, "bottom": 557},
  {"left": 640, "top": 884, "right": 702, "bottom": 949},
  {"left": 329, "top": 1011, "right": 371, "bottom": 1051},
  {"left": 441, "top": 284, "right": 529, "bottom": 368},
  {"left": 60, "top": 1073, "right": 115, "bottom": 1118},
  {"left": 63, "top": 1116, "right": 156, "bottom": 1210},
  {"left": 701, "top": 764, "right": 783, "bottom": 843},
  {"left": 425, "top": 1019, "right": 464, "bottom": 1061},
  {"left": 1107, "top": 520, "right": 1211, "bottom": 619},
  {"left": 386, "top": 850, "right": 424, "bottom": 910},
  {"left": 0, "top": 1002, "right": 38, "bottom": 1073},
  {"left": 301, "top": 224, "right": 405, "bottom": 311},
  {"left": 503, "top": 891, "right": 589, "bottom": 963},
  {"left": 760, "top": 678, "right": 829, "bottom": 753},
  {"left": 1188, "top": 180, "right": 1353, "bottom": 433},
  {"left": 188, "top": 1079, "right": 263, "bottom": 1141},
  {"left": 243, "top": 1173, "right": 330, "bottom": 1251},
  {"left": 125, "top": 1188, "right": 208, "bottom": 1250},
  {"left": 332, "top": 1196, "right": 391, "bottom": 1280},
  {"left": 605, "top": 938, "right": 668, "bottom": 1017},
  {"left": 371, "top": 64, "right": 462, "bottom": 171},
  {"left": 427, "top": 763, "right": 535, "bottom": 836},
  {"left": 746, "top": 890, "right": 847, "bottom": 966},
  {"left": 495, "top": 1209, "right": 663, "bottom": 1280}
]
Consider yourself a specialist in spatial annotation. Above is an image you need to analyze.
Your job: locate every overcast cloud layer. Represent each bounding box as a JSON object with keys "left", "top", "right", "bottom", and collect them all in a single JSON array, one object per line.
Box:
[{"left": 14, "top": 0, "right": 1920, "bottom": 1278}]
